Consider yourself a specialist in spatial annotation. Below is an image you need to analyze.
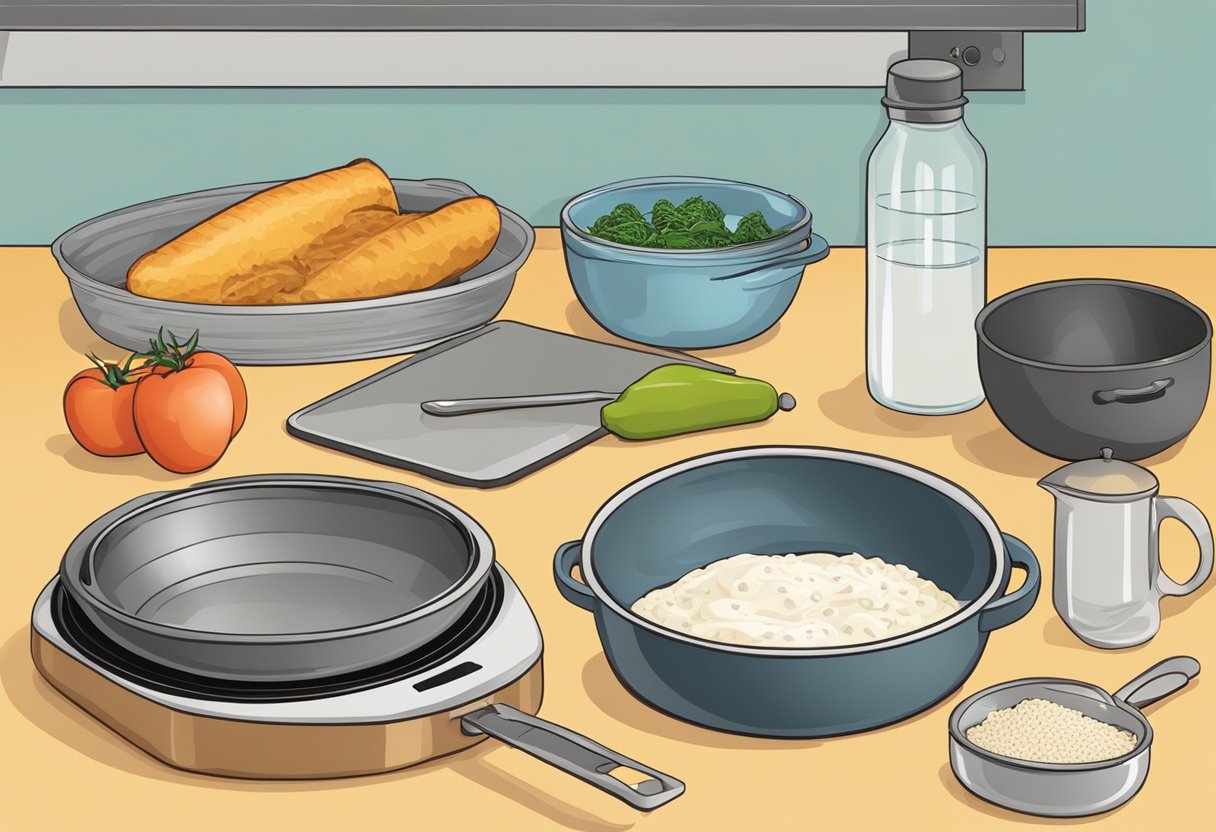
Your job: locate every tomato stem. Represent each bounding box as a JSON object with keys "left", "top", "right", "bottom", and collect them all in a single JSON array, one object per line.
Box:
[
  {"left": 139, "top": 326, "right": 202, "bottom": 373},
  {"left": 87, "top": 352, "right": 143, "bottom": 389}
]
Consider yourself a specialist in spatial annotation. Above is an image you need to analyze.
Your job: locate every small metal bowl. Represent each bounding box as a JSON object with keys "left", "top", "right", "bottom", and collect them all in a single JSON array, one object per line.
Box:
[{"left": 948, "top": 656, "right": 1200, "bottom": 817}]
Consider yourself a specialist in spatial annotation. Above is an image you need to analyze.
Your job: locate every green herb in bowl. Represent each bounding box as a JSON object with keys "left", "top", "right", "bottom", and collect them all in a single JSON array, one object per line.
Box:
[{"left": 587, "top": 196, "right": 782, "bottom": 250}]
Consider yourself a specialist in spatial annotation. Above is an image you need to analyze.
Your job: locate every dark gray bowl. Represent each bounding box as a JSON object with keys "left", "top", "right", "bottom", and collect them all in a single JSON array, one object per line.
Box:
[
  {"left": 53, "top": 177, "right": 535, "bottom": 365},
  {"left": 976, "top": 279, "right": 1212, "bottom": 461}
]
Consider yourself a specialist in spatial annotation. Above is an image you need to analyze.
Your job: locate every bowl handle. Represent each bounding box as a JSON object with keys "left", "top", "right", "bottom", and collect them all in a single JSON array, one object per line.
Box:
[
  {"left": 1093, "top": 377, "right": 1174, "bottom": 404},
  {"left": 554, "top": 541, "right": 596, "bottom": 611},
  {"left": 708, "top": 234, "right": 830, "bottom": 285},
  {"left": 978, "top": 534, "right": 1042, "bottom": 632}
]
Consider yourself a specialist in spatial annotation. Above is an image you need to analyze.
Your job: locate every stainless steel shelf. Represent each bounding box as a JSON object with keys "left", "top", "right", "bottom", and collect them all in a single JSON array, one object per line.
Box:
[{"left": 0, "top": 1, "right": 1086, "bottom": 33}]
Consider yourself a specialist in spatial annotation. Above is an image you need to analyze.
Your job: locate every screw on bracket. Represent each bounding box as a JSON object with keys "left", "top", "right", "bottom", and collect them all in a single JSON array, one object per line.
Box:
[{"left": 910, "top": 31, "right": 1024, "bottom": 91}]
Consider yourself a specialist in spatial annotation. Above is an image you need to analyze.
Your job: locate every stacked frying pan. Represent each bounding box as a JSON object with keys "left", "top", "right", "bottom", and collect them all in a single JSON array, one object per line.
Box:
[{"left": 36, "top": 474, "right": 683, "bottom": 809}]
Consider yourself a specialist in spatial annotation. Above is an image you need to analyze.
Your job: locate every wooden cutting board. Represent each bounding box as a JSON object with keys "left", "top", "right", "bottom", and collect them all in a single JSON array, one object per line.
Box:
[{"left": 286, "top": 322, "right": 731, "bottom": 487}]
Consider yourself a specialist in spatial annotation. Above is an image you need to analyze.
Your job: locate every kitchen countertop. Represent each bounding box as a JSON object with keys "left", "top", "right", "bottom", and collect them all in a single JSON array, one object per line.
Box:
[{"left": 2, "top": 235, "right": 1212, "bottom": 831}]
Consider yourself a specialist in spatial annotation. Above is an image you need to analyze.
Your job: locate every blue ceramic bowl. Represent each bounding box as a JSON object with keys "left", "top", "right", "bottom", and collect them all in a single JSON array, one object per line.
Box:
[{"left": 561, "top": 176, "right": 830, "bottom": 349}]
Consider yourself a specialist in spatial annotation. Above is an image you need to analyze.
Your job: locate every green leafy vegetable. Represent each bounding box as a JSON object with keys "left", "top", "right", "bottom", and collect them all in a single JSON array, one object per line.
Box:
[
  {"left": 588, "top": 202, "right": 646, "bottom": 235},
  {"left": 731, "top": 210, "right": 776, "bottom": 245},
  {"left": 675, "top": 196, "right": 726, "bottom": 226},
  {"left": 585, "top": 195, "right": 784, "bottom": 249}
]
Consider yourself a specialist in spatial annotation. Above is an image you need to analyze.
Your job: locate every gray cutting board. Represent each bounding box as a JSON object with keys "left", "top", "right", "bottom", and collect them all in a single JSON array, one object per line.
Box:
[{"left": 287, "top": 322, "right": 731, "bottom": 487}]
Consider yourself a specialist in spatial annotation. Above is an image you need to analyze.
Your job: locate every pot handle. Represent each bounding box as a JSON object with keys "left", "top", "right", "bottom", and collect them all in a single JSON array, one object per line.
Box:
[
  {"left": 461, "top": 703, "right": 684, "bottom": 811},
  {"left": 708, "top": 233, "right": 830, "bottom": 285},
  {"left": 978, "top": 534, "right": 1042, "bottom": 632},
  {"left": 1093, "top": 378, "right": 1174, "bottom": 404},
  {"left": 1113, "top": 656, "right": 1200, "bottom": 711},
  {"left": 554, "top": 541, "right": 596, "bottom": 611}
]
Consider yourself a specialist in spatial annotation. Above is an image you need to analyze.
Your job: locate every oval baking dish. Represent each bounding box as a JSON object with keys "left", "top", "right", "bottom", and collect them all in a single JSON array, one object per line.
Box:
[{"left": 53, "top": 177, "right": 535, "bottom": 365}]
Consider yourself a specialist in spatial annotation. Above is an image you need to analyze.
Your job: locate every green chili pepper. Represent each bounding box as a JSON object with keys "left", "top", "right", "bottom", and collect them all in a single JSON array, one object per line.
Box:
[{"left": 601, "top": 365, "right": 795, "bottom": 441}]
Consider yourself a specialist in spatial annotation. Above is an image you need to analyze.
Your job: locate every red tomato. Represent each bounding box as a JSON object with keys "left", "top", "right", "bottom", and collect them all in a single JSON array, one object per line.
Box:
[
  {"left": 63, "top": 368, "right": 143, "bottom": 456},
  {"left": 187, "top": 351, "right": 247, "bottom": 436},
  {"left": 133, "top": 366, "right": 235, "bottom": 474},
  {"left": 147, "top": 350, "right": 246, "bottom": 437}
]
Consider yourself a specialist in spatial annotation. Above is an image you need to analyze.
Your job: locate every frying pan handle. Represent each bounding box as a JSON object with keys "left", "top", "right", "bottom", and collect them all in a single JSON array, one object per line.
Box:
[
  {"left": 1093, "top": 378, "right": 1174, "bottom": 404},
  {"left": 554, "top": 541, "right": 596, "bottom": 611},
  {"left": 978, "top": 534, "right": 1042, "bottom": 632},
  {"left": 1113, "top": 656, "right": 1201, "bottom": 710},
  {"left": 460, "top": 703, "right": 685, "bottom": 811}
]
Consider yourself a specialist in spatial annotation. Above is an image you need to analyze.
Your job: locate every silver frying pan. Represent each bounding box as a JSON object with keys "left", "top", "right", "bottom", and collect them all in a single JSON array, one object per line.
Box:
[{"left": 59, "top": 475, "right": 494, "bottom": 682}]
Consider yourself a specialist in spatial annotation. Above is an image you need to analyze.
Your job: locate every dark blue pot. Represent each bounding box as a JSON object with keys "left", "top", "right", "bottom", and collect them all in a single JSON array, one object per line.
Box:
[{"left": 554, "top": 446, "right": 1040, "bottom": 738}]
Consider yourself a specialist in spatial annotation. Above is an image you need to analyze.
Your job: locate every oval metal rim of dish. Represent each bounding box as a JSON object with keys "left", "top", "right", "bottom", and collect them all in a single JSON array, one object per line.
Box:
[
  {"left": 50, "top": 178, "right": 536, "bottom": 315},
  {"left": 947, "top": 676, "right": 1153, "bottom": 772},
  {"left": 578, "top": 444, "right": 1011, "bottom": 658},
  {"left": 70, "top": 476, "right": 495, "bottom": 643},
  {"left": 559, "top": 175, "right": 813, "bottom": 258},
  {"left": 975, "top": 277, "right": 1214, "bottom": 374}
]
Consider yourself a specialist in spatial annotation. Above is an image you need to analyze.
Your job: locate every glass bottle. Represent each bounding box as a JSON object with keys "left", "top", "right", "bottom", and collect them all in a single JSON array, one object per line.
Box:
[{"left": 866, "top": 59, "right": 987, "bottom": 414}]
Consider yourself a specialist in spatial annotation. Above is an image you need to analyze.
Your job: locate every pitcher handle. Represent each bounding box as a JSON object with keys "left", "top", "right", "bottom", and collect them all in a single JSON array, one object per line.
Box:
[{"left": 1155, "top": 496, "right": 1214, "bottom": 596}]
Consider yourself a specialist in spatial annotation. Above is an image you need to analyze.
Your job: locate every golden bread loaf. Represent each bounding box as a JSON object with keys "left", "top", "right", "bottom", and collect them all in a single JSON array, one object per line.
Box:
[
  {"left": 278, "top": 196, "right": 502, "bottom": 304},
  {"left": 126, "top": 159, "right": 399, "bottom": 304}
]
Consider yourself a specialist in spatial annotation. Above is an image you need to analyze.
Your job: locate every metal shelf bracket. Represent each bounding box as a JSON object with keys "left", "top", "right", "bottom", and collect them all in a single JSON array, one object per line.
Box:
[{"left": 908, "top": 31, "right": 1025, "bottom": 91}]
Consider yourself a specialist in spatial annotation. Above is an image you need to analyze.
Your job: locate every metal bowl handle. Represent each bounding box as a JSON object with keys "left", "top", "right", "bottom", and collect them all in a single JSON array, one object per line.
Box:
[
  {"left": 978, "top": 534, "right": 1042, "bottom": 632},
  {"left": 1093, "top": 377, "right": 1174, "bottom": 404},
  {"left": 554, "top": 541, "right": 596, "bottom": 611},
  {"left": 1113, "top": 656, "right": 1200, "bottom": 710}
]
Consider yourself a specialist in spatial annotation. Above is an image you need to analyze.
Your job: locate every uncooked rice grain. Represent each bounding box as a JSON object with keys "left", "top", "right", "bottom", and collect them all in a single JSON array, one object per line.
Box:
[{"left": 965, "top": 698, "right": 1139, "bottom": 764}]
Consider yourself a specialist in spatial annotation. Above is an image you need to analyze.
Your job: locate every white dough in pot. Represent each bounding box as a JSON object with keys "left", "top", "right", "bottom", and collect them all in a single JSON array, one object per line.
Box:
[{"left": 630, "top": 552, "right": 962, "bottom": 648}]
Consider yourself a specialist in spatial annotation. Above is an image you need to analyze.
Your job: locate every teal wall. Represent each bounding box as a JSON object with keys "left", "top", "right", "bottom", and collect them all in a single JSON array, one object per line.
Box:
[{"left": 1, "top": 0, "right": 1213, "bottom": 246}]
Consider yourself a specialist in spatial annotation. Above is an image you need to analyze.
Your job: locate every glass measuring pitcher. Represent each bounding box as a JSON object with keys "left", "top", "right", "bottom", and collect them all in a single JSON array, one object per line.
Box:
[{"left": 1039, "top": 450, "right": 1213, "bottom": 648}]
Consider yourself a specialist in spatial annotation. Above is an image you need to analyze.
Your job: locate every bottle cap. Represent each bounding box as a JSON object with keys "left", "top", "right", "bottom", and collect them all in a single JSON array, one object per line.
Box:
[{"left": 882, "top": 59, "right": 968, "bottom": 123}]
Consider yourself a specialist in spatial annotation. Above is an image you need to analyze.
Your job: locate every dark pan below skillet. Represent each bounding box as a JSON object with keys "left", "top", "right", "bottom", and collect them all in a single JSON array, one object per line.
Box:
[{"left": 59, "top": 475, "right": 494, "bottom": 682}]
